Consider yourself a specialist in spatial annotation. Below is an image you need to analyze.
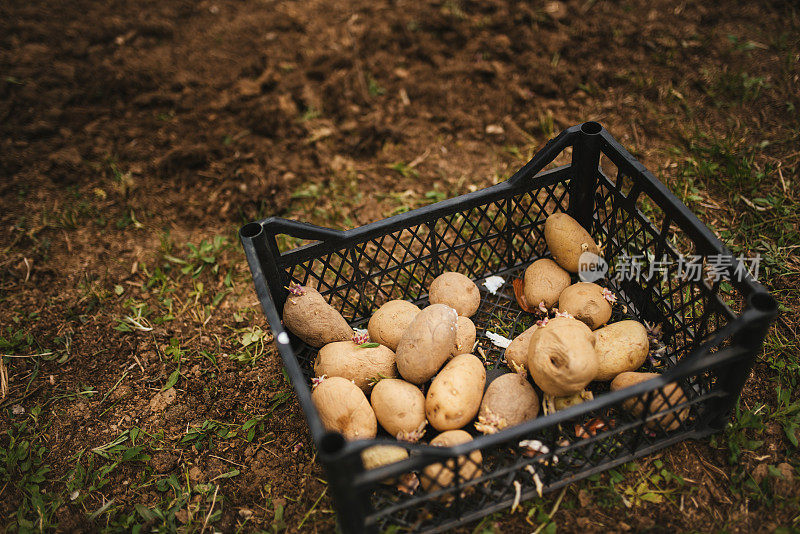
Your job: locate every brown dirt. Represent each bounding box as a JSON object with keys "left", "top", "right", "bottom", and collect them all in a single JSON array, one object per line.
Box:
[{"left": 1, "top": 0, "right": 798, "bottom": 532}]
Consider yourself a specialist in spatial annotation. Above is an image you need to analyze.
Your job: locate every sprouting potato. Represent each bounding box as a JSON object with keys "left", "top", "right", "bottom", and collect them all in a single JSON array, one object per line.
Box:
[
  {"left": 370, "top": 379, "right": 427, "bottom": 441},
  {"left": 453, "top": 316, "right": 477, "bottom": 356},
  {"left": 523, "top": 258, "right": 571, "bottom": 309},
  {"left": 395, "top": 304, "right": 459, "bottom": 385},
  {"left": 426, "top": 354, "right": 486, "bottom": 431},
  {"left": 311, "top": 376, "right": 377, "bottom": 440},
  {"left": 361, "top": 445, "right": 409, "bottom": 470},
  {"left": 527, "top": 316, "right": 598, "bottom": 397},
  {"left": 282, "top": 285, "right": 352, "bottom": 348},
  {"left": 421, "top": 430, "right": 482, "bottom": 492},
  {"left": 368, "top": 300, "right": 421, "bottom": 351},
  {"left": 504, "top": 324, "right": 538, "bottom": 376},
  {"left": 428, "top": 272, "right": 481, "bottom": 317},
  {"left": 314, "top": 340, "right": 397, "bottom": 393},
  {"left": 611, "top": 372, "right": 689, "bottom": 431},
  {"left": 544, "top": 212, "right": 600, "bottom": 273},
  {"left": 594, "top": 320, "right": 649, "bottom": 381},
  {"left": 557, "top": 282, "right": 612, "bottom": 330},
  {"left": 475, "top": 373, "right": 539, "bottom": 434}
]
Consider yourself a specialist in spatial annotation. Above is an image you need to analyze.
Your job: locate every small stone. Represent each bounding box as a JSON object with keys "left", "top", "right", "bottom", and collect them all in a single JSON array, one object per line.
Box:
[
  {"left": 485, "top": 124, "right": 504, "bottom": 135},
  {"left": 149, "top": 388, "right": 177, "bottom": 412},
  {"left": 112, "top": 385, "right": 133, "bottom": 401},
  {"left": 189, "top": 466, "right": 203, "bottom": 481},
  {"left": 175, "top": 509, "right": 189, "bottom": 524},
  {"left": 544, "top": 1, "right": 567, "bottom": 19}
]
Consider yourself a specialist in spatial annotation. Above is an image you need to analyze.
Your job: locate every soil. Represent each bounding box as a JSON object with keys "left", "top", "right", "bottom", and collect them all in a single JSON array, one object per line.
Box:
[{"left": 1, "top": 0, "right": 798, "bottom": 532}]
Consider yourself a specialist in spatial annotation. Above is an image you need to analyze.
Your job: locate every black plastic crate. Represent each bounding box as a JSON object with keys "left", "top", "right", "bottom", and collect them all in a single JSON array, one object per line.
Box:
[{"left": 239, "top": 122, "right": 777, "bottom": 533}]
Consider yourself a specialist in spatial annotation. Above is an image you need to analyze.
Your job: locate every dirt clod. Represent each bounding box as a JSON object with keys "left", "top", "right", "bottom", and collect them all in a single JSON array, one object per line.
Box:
[
  {"left": 149, "top": 388, "right": 177, "bottom": 412},
  {"left": 150, "top": 452, "right": 177, "bottom": 474}
]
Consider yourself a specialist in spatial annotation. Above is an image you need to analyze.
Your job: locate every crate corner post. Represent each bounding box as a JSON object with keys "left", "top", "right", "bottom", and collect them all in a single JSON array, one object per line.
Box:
[
  {"left": 568, "top": 121, "right": 604, "bottom": 230},
  {"left": 319, "top": 432, "right": 375, "bottom": 534}
]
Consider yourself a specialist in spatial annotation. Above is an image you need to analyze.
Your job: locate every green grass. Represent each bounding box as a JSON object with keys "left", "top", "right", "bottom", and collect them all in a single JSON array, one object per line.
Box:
[
  {"left": 0, "top": 407, "right": 58, "bottom": 531},
  {"left": 0, "top": 231, "right": 298, "bottom": 532}
]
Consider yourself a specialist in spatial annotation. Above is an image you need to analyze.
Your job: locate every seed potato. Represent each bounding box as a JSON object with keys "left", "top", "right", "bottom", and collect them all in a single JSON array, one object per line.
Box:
[
  {"left": 523, "top": 258, "right": 572, "bottom": 309},
  {"left": 421, "top": 430, "right": 482, "bottom": 492},
  {"left": 428, "top": 272, "right": 481, "bottom": 317},
  {"left": 370, "top": 379, "right": 427, "bottom": 441},
  {"left": 282, "top": 285, "right": 352, "bottom": 348},
  {"left": 527, "top": 316, "right": 598, "bottom": 397},
  {"left": 611, "top": 372, "right": 689, "bottom": 431},
  {"left": 311, "top": 376, "right": 377, "bottom": 440},
  {"left": 361, "top": 445, "right": 409, "bottom": 470},
  {"left": 367, "top": 300, "right": 421, "bottom": 351},
  {"left": 544, "top": 212, "right": 601, "bottom": 273},
  {"left": 453, "top": 316, "right": 477, "bottom": 356},
  {"left": 594, "top": 320, "right": 649, "bottom": 381},
  {"left": 504, "top": 324, "right": 539, "bottom": 376},
  {"left": 426, "top": 354, "right": 486, "bottom": 431},
  {"left": 395, "top": 304, "right": 459, "bottom": 385},
  {"left": 314, "top": 341, "right": 397, "bottom": 393},
  {"left": 475, "top": 373, "right": 539, "bottom": 434},
  {"left": 558, "top": 282, "right": 612, "bottom": 330}
]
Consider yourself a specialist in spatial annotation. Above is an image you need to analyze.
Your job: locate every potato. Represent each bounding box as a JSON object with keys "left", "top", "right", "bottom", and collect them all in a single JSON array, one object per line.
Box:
[
  {"left": 475, "top": 373, "right": 539, "bottom": 434},
  {"left": 541, "top": 389, "right": 594, "bottom": 416},
  {"left": 504, "top": 324, "right": 539, "bottom": 376},
  {"left": 314, "top": 340, "right": 397, "bottom": 393},
  {"left": 426, "top": 354, "right": 486, "bottom": 431},
  {"left": 523, "top": 259, "right": 571, "bottom": 309},
  {"left": 611, "top": 372, "right": 689, "bottom": 431},
  {"left": 453, "top": 316, "right": 477, "bottom": 356},
  {"left": 311, "top": 376, "right": 377, "bottom": 440},
  {"left": 395, "top": 304, "right": 459, "bottom": 385},
  {"left": 370, "top": 379, "right": 427, "bottom": 441},
  {"left": 544, "top": 212, "right": 600, "bottom": 273},
  {"left": 282, "top": 285, "right": 352, "bottom": 348},
  {"left": 361, "top": 445, "right": 409, "bottom": 470},
  {"left": 429, "top": 272, "right": 481, "bottom": 317},
  {"left": 594, "top": 321, "right": 649, "bottom": 381},
  {"left": 421, "top": 430, "right": 482, "bottom": 492},
  {"left": 558, "top": 282, "right": 612, "bottom": 330},
  {"left": 527, "top": 316, "right": 598, "bottom": 397},
  {"left": 367, "top": 300, "right": 421, "bottom": 351}
]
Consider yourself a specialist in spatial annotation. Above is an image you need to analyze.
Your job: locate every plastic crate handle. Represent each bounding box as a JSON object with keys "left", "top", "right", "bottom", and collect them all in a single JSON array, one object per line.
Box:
[{"left": 249, "top": 217, "right": 345, "bottom": 243}]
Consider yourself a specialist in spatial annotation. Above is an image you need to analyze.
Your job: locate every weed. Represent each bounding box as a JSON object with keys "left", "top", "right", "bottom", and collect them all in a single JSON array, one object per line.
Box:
[
  {"left": 538, "top": 111, "right": 555, "bottom": 137},
  {"left": 425, "top": 189, "right": 446, "bottom": 204},
  {"left": 300, "top": 107, "right": 321, "bottom": 121},
  {"left": 367, "top": 76, "right": 386, "bottom": 97},
  {"left": 0, "top": 407, "right": 59, "bottom": 530},
  {"left": 388, "top": 162, "right": 419, "bottom": 178}
]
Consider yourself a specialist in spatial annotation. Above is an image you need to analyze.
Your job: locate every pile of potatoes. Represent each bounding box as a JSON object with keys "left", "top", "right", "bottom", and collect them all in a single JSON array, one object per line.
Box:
[{"left": 280, "top": 212, "right": 687, "bottom": 491}]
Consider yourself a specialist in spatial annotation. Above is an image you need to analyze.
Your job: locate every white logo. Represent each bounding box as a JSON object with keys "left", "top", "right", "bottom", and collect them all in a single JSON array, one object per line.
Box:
[{"left": 578, "top": 251, "right": 608, "bottom": 282}]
